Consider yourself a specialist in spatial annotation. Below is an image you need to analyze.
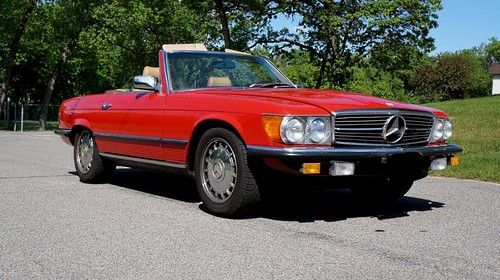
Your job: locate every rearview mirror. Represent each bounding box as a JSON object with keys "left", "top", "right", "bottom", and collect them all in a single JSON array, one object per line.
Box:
[{"left": 133, "top": 75, "right": 159, "bottom": 91}]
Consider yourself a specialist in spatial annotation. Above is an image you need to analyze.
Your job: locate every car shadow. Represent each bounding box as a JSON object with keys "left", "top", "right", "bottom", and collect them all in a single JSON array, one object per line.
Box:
[
  {"left": 102, "top": 168, "right": 200, "bottom": 203},
  {"left": 69, "top": 168, "right": 444, "bottom": 222},
  {"left": 256, "top": 188, "right": 444, "bottom": 223}
]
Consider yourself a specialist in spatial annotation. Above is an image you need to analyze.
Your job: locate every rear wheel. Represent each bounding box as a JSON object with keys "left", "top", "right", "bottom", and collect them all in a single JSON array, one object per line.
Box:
[
  {"left": 350, "top": 176, "right": 414, "bottom": 203},
  {"left": 194, "top": 128, "right": 261, "bottom": 217},
  {"left": 74, "top": 129, "right": 115, "bottom": 182}
]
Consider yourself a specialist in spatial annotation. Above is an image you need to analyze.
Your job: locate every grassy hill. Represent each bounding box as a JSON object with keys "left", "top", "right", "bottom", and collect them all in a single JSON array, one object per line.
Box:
[{"left": 426, "top": 96, "right": 500, "bottom": 183}]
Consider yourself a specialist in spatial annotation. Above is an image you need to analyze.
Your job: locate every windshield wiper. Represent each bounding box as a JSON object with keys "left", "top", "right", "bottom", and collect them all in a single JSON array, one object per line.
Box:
[{"left": 249, "top": 83, "right": 296, "bottom": 88}]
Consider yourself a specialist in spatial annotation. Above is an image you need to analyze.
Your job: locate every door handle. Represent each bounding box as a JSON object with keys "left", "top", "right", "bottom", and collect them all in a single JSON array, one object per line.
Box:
[{"left": 101, "top": 103, "right": 112, "bottom": 110}]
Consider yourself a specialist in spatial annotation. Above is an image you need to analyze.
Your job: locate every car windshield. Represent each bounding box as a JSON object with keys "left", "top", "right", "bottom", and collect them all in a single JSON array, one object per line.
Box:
[{"left": 167, "top": 52, "right": 294, "bottom": 91}]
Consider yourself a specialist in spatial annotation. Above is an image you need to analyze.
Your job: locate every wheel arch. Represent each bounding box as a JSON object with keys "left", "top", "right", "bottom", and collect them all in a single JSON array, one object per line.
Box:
[
  {"left": 187, "top": 118, "right": 245, "bottom": 172},
  {"left": 69, "top": 119, "right": 93, "bottom": 145}
]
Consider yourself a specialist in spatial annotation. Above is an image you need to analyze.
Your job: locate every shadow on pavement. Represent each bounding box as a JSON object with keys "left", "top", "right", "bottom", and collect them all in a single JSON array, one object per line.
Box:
[
  {"left": 108, "top": 168, "right": 200, "bottom": 203},
  {"left": 71, "top": 168, "right": 444, "bottom": 222},
  {"left": 257, "top": 188, "right": 444, "bottom": 223}
]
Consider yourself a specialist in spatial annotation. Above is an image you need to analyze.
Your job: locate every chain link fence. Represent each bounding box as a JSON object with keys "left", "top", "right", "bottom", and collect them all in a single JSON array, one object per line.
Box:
[{"left": 1, "top": 101, "right": 59, "bottom": 131}]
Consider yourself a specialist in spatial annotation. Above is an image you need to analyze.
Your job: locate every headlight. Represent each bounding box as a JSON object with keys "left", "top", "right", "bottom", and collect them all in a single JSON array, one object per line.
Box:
[
  {"left": 443, "top": 120, "right": 452, "bottom": 140},
  {"left": 281, "top": 117, "right": 306, "bottom": 144},
  {"left": 432, "top": 120, "right": 444, "bottom": 141},
  {"left": 308, "top": 118, "right": 328, "bottom": 143},
  {"left": 430, "top": 118, "right": 452, "bottom": 142},
  {"left": 263, "top": 115, "right": 331, "bottom": 145}
]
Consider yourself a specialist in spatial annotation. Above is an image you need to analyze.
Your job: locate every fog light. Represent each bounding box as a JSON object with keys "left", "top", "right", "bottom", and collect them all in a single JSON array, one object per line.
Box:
[
  {"left": 329, "top": 161, "right": 355, "bottom": 176},
  {"left": 431, "top": 158, "right": 447, "bottom": 170},
  {"left": 450, "top": 155, "right": 460, "bottom": 167},
  {"left": 301, "top": 163, "right": 321, "bottom": 174}
]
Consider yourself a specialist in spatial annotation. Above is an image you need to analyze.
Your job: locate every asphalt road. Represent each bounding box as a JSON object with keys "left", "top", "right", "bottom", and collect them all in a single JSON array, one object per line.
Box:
[{"left": 0, "top": 131, "right": 498, "bottom": 279}]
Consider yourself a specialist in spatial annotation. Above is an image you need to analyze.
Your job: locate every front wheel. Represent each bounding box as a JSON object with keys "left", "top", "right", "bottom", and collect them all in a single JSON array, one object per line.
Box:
[
  {"left": 74, "top": 129, "right": 115, "bottom": 183},
  {"left": 349, "top": 177, "right": 414, "bottom": 203},
  {"left": 194, "top": 128, "right": 261, "bottom": 217}
]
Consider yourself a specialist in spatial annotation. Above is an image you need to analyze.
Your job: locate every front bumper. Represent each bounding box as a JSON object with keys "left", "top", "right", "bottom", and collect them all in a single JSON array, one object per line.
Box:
[
  {"left": 54, "top": 128, "right": 71, "bottom": 137},
  {"left": 247, "top": 144, "right": 462, "bottom": 160},
  {"left": 54, "top": 128, "right": 72, "bottom": 145},
  {"left": 247, "top": 144, "right": 462, "bottom": 178}
]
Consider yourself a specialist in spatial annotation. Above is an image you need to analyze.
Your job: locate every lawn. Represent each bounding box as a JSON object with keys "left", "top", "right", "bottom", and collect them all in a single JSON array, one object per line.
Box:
[
  {"left": 426, "top": 96, "right": 500, "bottom": 183},
  {"left": 0, "top": 120, "right": 59, "bottom": 131}
]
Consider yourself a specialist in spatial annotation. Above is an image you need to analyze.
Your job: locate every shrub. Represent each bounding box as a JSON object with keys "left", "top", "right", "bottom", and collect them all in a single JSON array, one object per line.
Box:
[
  {"left": 410, "top": 51, "right": 490, "bottom": 101},
  {"left": 344, "top": 66, "right": 416, "bottom": 103}
]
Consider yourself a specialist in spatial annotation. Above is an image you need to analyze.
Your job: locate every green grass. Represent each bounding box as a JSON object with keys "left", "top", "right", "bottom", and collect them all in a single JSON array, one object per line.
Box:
[
  {"left": 426, "top": 96, "right": 500, "bottom": 183},
  {"left": 0, "top": 121, "right": 58, "bottom": 131}
]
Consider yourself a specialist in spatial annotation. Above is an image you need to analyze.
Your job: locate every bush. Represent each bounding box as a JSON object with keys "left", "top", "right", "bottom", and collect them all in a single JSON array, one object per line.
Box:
[
  {"left": 410, "top": 51, "right": 490, "bottom": 101},
  {"left": 344, "top": 66, "right": 417, "bottom": 103}
]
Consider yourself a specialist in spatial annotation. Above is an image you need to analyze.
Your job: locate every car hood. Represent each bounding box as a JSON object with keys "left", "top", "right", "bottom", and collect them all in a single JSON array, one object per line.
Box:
[{"left": 189, "top": 88, "right": 444, "bottom": 116}]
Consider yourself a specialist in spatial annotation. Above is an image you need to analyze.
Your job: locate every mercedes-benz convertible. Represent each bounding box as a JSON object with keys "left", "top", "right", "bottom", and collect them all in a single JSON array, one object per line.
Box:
[{"left": 56, "top": 43, "right": 462, "bottom": 216}]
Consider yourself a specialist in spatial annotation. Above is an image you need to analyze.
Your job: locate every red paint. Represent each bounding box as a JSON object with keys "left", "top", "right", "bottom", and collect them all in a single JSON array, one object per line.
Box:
[{"left": 57, "top": 51, "right": 451, "bottom": 166}]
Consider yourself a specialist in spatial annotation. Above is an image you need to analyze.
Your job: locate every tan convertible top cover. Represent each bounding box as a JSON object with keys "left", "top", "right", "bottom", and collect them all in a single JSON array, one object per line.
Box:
[{"left": 162, "top": 43, "right": 207, "bottom": 52}]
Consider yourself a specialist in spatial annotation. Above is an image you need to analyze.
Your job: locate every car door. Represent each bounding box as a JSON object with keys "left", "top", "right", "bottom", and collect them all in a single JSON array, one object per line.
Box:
[{"left": 95, "top": 90, "right": 165, "bottom": 161}]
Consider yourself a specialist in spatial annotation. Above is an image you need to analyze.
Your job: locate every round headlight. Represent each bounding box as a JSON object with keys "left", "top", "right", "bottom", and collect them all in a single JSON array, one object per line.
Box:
[
  {"left": 281, "top": 117, "right": 305, "bottom": 143},
  {"left": 308, "top": 118, "right": 328, "bottom": 143},
  {"left": 432, "top": 120, "right": 444, "bottom": 141},
  {"left": 443, "top": 120, "right": 452, "bottom": 140}
]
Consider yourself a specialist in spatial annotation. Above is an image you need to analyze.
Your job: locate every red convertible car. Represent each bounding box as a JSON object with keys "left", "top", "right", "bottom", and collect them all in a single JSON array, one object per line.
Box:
[{"left": 56, "top": 43, "right": 462, "bottom": 216}]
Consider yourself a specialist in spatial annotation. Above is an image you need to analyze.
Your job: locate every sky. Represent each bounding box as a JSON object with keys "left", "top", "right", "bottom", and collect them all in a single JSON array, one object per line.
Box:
[
  {"left": 430, "top": 0, "right": 500, "bottom": 53},
  {"left": 271, "top": 0, "right": 500, "bottom": 54}
]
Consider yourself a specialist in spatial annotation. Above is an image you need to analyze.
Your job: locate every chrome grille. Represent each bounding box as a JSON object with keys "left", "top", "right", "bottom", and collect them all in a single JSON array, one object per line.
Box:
[{"left": 333, "top": 110, "right": 434, "bottom": 146}]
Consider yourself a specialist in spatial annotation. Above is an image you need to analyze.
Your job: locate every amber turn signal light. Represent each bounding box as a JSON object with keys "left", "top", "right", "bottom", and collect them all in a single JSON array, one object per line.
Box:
[
  {"left": 301, "top": 163, "right": 321, "bottom": 174},
  {"left": 262, "top": 115, "right": 283, "bottom": 142},
  {"left": 450, "top": 155, "right": 460, "bottom": 167}
]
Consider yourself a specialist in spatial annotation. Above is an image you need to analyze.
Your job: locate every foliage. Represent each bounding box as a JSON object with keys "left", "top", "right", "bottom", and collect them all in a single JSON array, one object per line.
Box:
[
  {"left": 184, "top": 0, "right": 274, "bottom": 51},
  {"left": 0, "top": 0, "right": 498, "bottom": 130},
  {"left": 344, "top": 66, "right": 417, "bottom": 103},
  {"left": 473, "top": 37, "right": 500, "bottom": 65},
  {"left": 79, "top": 0, "right": 204, "bottom": 91},
  {"left": 410, "top": 51, "right": 491, "bottom": 101},
  {"left": 263, "top": 0, "right": 442, "bottom": 88},
  {"left": 484, "top": 37, "right": 500, "bottom": 64},
  {"left": 270, "top": 49, "right": 319, "bottom": 88},
  {"left": 3, "top": 0, "right": 206, "bottom": 105}
]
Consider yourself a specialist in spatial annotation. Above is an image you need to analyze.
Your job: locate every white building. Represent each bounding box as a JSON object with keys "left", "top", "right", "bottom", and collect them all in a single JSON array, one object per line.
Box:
[{"left": 490, "top": 63, "right": 500, "bottom": 95}]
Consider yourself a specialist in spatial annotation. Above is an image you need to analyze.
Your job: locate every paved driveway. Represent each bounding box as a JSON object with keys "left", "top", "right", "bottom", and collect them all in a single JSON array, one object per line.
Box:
[{"left": 0, "top": 131, "right": 498, "bottom": 279}]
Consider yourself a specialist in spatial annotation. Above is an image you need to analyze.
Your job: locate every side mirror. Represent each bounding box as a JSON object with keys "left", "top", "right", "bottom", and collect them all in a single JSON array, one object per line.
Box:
[
  {"left": 295, "top": 83, "right": 305, "bottom": 88},
  {"left": 133, "top": 75, "right": 159, "bottom": 91}
]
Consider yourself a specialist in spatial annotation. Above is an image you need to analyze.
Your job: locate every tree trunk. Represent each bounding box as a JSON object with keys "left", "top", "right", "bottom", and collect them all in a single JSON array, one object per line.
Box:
[
  {"left": 315, "top": 56, "right": 328, "bottom": 89},
  {"left": 0, "top": 0, "right": 37, "bottom": 116},
  {"left": 214, "top": 0, "right": 231, "bottom": 49},
  {"left": 38, "top": 41, "right": 75, "bottom": 130},
  {"left": 315, "top": 41, "right": 332, "bottom": 89}
]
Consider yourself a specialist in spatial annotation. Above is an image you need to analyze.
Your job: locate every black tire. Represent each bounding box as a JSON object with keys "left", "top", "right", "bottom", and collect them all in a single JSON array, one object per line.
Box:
[
  {"left": 350, "top": 176, "right": 414, "bottom": 203},
  {"left": 194, "top": 128, "right": 261, "bottom": 217},
  {"left": 73, "top": 129, "right": 115, "bottom": 183}
]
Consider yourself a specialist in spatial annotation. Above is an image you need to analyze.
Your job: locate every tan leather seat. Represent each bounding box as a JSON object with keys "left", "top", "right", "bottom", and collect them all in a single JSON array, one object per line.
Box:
[
  {"left": 207, "top": 76, "right": 232, "bottom": 87},
  {"left": 143, "top": 66, "right": 160, "bottom": 78}
]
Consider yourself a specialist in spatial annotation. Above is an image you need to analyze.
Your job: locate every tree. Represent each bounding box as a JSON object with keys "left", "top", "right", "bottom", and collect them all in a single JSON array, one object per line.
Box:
[
  {"left": 186, "top": 0, "right": 275, "bottom": 51},
  {"left": 262, "top": 0, "right": 441, "bottom": 88},
  {"left": 484, "top": 37, "right": 500, "bottom": 65},
  {"left": 270, "top": 49, "right": 319, "bottom": 88},
  {"left": 41, "top": 1, "right": 102, "bottom": 129},
  {"left": 82, "top": 0, "right": 204, "bottom": 90},
  {"left": 0, "top": 0, "right": 37, "bottom": 116}
]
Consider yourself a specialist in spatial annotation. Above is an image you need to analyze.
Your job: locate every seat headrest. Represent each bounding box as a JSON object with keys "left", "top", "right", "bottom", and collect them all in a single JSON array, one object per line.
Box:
[
  {"left": 207, "top": 77, "right": 233, "bottom": 87},
  {"left": 143, "top": 66, "right": 160, "bottom": 78}
]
